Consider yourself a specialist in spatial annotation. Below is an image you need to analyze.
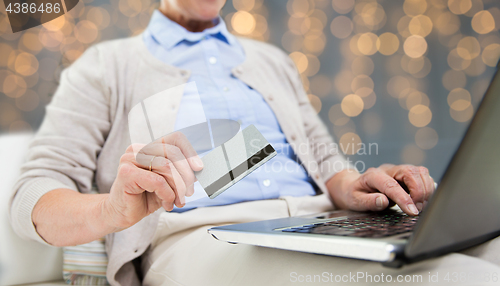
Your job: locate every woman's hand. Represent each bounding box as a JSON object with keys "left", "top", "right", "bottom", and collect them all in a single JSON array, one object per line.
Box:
[
  {"left": 103, "top": 132, "right": 203, "bottom": 231},
  {"left": 327, "top": 164, "right": 436, "bottom": 216}
]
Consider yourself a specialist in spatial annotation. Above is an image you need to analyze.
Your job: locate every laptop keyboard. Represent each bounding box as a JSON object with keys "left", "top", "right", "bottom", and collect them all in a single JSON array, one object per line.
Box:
[{"left": 280, "top": 212, "right": 419, "bottom": 238}]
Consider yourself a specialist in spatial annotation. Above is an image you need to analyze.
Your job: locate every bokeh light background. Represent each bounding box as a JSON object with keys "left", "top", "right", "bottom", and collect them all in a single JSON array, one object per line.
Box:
[{"left": 1, "top": 0, "right": 499, "bottom": 180}]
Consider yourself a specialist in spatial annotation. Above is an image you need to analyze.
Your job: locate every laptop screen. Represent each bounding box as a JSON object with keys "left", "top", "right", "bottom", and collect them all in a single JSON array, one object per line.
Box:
[{"left": 406, "top": 61, "right": 500, "bottom": 259}]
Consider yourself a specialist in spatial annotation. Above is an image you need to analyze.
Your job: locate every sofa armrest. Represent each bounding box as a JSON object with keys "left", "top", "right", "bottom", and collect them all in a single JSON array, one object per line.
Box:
[{"left": 0, "top": 133, "right": 63, "bottom": 286}]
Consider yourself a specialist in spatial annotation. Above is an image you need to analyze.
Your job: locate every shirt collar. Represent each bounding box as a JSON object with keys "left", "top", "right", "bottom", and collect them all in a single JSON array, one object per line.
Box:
[{"left": 146, "top": 10, "right": 235, "bottom": 50}]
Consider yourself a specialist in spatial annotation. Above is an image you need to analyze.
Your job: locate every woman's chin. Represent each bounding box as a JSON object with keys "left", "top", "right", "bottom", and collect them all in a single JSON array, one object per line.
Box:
[{"left": 195, "top": 10, "right": 221, "bottom": 21}]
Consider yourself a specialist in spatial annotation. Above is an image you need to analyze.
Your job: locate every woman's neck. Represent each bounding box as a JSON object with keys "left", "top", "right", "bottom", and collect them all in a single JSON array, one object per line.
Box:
[{"left": 159, "top": 2, "right": 216, "bottom": 32}]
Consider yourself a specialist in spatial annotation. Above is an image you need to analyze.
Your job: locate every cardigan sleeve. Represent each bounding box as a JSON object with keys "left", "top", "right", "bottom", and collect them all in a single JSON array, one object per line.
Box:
[{"left": 9, "top": 45, "right": 112, "bottom": 245}]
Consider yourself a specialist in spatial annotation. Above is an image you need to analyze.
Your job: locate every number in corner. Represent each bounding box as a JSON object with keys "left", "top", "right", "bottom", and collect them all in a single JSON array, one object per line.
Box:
[{"left": 5, "top": 1, "right": 62, "bottom": 14}]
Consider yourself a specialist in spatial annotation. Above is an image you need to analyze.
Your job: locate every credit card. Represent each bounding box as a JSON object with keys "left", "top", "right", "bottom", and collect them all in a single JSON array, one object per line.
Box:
[{"left": 195, "top": 125, "right": 277, "bottom": 199}]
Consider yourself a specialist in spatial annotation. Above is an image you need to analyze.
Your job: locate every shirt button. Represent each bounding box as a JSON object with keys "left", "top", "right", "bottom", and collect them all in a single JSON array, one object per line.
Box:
[
  {"left": 209, "top": 57, "right": 217, "bottom": 64},
  {"left": 291, "top": 134, "right": 296, "bottom": 141},
  {"left": 315, "top": 174, "right": 320, "bottom": 180},
  {"left": 235, "top": 67, "right": 243, "bottom": 74},
  {"left": 223, "top": 86, "right": 230, "bottom": 92},
  {"left": 263, "top": 179, "right": 271, "bottom": 187},
  {"left": 268, "top": 95, "right": 274, "bottom": 101}
]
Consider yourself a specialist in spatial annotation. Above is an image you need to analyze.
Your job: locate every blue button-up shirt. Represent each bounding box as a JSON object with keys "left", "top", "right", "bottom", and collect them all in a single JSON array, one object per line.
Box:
[{"left": 143, "top": 11, "right": 316, "bottom": 211}]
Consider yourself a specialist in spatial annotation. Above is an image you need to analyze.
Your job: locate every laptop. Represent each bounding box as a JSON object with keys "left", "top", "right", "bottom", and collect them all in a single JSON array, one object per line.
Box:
[{"left": 207, "top": 60, "right": 500, "bottom": 268}]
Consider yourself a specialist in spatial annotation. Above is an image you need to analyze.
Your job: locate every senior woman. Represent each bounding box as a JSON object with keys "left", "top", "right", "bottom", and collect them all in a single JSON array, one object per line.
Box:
[{"left": 10, "top": 0, "right": 439, "bottom": 285}]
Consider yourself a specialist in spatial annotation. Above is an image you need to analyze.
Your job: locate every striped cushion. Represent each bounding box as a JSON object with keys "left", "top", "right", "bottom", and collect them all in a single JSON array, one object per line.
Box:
[{"left": 63, "top": 237, "right": 109, "bottom": 285}]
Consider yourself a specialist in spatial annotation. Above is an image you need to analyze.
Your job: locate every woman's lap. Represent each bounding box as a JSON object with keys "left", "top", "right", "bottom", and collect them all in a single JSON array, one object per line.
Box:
[{"left": 142, "top": 197, "right": 500, "bottom": 286}]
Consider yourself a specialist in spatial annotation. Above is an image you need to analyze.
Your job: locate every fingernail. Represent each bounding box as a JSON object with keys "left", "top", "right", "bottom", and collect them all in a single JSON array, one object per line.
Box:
[
  {"left": 376, "top": 196, "right": 384, "bottom": 208},
  {"left": 416, "top": 202, "right": 423, "bottom": 211},
  {"left": 408, "top": 204, "right": 419, "bottom": 215},
  {"left": 167, "top": 203, "right": 174, "bottom": 212},
  {"left": 180, "top": 195, "right": 185, "bottom": 205},
  {"left": 195, "top": 157, "right": 203, "bottom": 168}
]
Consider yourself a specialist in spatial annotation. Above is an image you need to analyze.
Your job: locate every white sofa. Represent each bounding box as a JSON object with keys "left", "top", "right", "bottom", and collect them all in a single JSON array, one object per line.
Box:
[{"left": 0, "top": 133, "right": 65, "bottom": 285}]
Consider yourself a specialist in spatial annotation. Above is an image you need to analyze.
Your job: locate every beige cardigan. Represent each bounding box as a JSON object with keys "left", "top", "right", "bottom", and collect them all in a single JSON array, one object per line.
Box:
[{"left": 9, "top": 35, "right": 348, "bottom": 285}]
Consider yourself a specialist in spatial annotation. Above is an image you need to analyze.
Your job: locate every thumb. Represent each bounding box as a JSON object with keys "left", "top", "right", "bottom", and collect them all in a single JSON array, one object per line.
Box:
[{"left": 351, "top": 192, "right": 390, "bottom": 212}]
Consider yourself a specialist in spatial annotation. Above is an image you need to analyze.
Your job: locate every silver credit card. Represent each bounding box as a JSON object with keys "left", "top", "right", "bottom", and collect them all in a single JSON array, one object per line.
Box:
[{"left": 195, "top": 125, "right": 277, "bottom": 199}]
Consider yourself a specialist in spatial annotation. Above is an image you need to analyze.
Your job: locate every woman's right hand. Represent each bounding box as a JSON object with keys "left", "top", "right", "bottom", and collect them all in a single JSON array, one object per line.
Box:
[{"left": 102, "top": 132, "right": 204, "bottom": 231}]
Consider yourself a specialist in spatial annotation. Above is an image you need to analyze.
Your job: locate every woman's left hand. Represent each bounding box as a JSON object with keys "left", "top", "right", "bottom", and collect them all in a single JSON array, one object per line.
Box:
[{"left": 327, "top": 164, "right": 436, "bottom": 216}]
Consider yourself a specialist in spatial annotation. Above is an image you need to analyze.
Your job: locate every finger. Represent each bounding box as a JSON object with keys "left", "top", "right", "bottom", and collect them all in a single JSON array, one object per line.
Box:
[
  {"left": 160, "top": 132, "right": 203, "bottom": 171},
  {"left": 430, "top": 176, "right": 438, "bottom": 195},
  {"left": 118, "top": 163, "right": 176, "bottom": 210},
  {"left": 138, "top": 150, "right": 196, "bottom": 197},
  {"left": 386, "top": 165, "right": 426, "bottom": 210},
  {"left": 164, "top": 159, "right": 187, "bottom": 207},
  {"left": 117, "top": 158, "right": 177, "bottom": 212},
  {"left": 155, "top": 192, "right": 175, "bottom": 212},
  {"left": 361, "top": 169, "right": 419, "bottom": 216},
  {"left": 417, "top": 167, "right": 434, "bottom": 207},
  {"left": 141, "top": 157, "right": 187, "bottom": 207},
  {"left": 126, "top": 143, "right": 146, "bottom": 154},
  {"left": 145, "top": 191, "right": 163, "bottom": 214},
  {"left": 119, "top": 151, "right": 137, "bottom": 165},
  {"left": 137, "top": 139, "right": 203, "bottom": 173},
  {"left": 350, "top": 191, "right": 390, "bottom": 212},
  {"left": 156, "top": 145, "right": 195, "bottom": 198},
  {"left": 135, "top": 143, "right": 168, "bottom": 168},
  {"left": 133, "top": 151, "right": 193, "bottom": 202},
  {"left": 134, "top": 166, "right": 177, "bottom": 211}
]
